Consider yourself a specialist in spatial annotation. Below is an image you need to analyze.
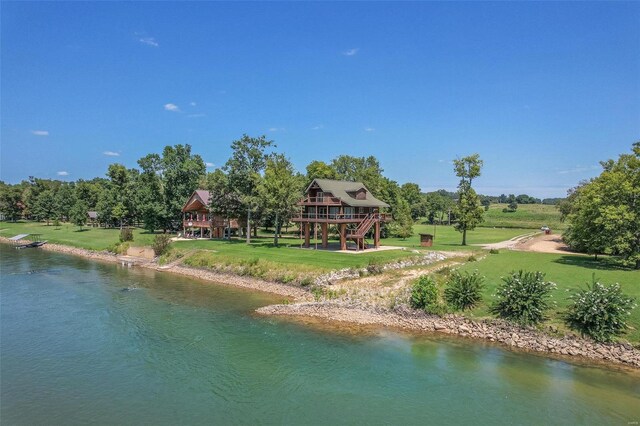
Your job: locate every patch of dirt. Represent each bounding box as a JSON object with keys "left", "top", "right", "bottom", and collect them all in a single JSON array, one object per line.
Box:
[
  {"left": 514, "top": 233, "right": 577, "bottom": 254},
  {"left": 475, "top": 232, "right": 539, "bottom": 250}
]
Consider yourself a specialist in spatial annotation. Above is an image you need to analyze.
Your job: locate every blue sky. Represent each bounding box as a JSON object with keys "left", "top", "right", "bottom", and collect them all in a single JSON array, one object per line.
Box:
[{"left": 1, "top": 2, "right": 638, "bottom": 198}]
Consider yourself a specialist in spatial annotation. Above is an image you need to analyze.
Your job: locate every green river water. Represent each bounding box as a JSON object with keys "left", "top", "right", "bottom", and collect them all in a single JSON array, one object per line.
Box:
[{"left": 1, "top": 245, "right": 639, "bottom": 425}]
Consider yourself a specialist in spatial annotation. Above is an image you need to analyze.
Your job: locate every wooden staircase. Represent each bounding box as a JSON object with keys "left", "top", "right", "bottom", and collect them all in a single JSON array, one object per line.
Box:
[{"left": 347, "top": 214, "right": 378, "bottom": 250}]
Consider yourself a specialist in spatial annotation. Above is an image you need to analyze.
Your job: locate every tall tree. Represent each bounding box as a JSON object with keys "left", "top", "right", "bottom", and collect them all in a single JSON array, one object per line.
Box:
[
  {"left": 259, "top": 154, "right": 303, "bottom": 245},
  {"left": 305, "top": 160, "right": 337, "bottom": 181},
  {"left": 32, "top": 189, "right": 58, "bottom": 225},
  {"left": 393, "top": 196, "right": 414, "bottom": 239},
  {"left": 225, "top": 135, "right": 274, "bottom": 243},
  {"left": 69, "top": 199, "right": 89, "bottom": 231},
  {"left": 160, "top": 145, "right": 206, "bottom": 230},
  {"left": 205, "top": 169, "right": 243, "bottom": 238},
  {"left": 400, "top": 182, "right": 426, "bottom": 220},
  {"left": 106, "top": 164, "right": 137, "bottom": 229},
  {"left": 564, "top": 142, "right": 640, "bottom": 267},
  {"left": 453, "top": 154, "right": 484, "bottom": 245},
  {"left": 0, "top": 184, "right": 24, "bottom": 221}
]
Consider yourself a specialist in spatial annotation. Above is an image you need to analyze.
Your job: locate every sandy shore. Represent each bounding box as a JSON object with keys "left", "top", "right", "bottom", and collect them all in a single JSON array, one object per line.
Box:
[{"left": 3, "top": 237, "right": 639, "bottom": 369}]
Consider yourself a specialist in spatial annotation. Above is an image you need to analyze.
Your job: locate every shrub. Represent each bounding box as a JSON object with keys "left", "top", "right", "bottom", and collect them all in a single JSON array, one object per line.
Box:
[
  {"left": 152, "top": 234, "right": 172, "bottom": 256},
  {"left": 564, "top": 276, "right": 636, "bottom": 343},
  {"left": 489, "top": 270, "right": 556, "bottom": 326},
  {"left": 119, "top": 227, "right": 133, "bottom": 242},
  {"left": 299, "top": 276, "right": 314, "bottom": 287},
  {"left": 366, "top": 258, "right": 384, "bottom": 275},
  {"left": 444, "top": 271, "right": 484, "bottom": 311},
  {"left": 411, "top": 275, "right": 441, "bottom": 314},
  {"left": 489, "top": 248, "right": 500, "bottom": 254},
  {"left": 467, "top": 255, "right": 477, "bottom": 262}
]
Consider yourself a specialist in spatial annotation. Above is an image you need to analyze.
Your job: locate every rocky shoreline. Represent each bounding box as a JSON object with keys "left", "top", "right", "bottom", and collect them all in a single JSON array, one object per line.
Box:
[
  {"left": 257, "top": 302, "right": 640, "bottom": 369},
  {"left": 3, "top": 237, "right": 639, "bottom": 370}
]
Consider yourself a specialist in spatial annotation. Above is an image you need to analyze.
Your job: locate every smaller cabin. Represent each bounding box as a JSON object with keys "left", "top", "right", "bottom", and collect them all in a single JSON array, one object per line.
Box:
[
  {"left": 87, "top": 211, "right": 98, "bottom": 227},
  {"left": 181, "top": 190, "right": 239, "bottom": 238}
]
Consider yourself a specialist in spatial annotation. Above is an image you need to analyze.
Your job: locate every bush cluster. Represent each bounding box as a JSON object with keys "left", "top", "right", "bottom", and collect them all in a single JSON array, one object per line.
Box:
[
  {"left": 411, "top": 275, "right": 443, "bottom": 314},
  {"left": 565, "top": 277, "right": 636, "bottom": 342},
  {"left": 152, "top": 234, "right": 172, "bottom": 256},
  {"left": 489, "top": 270, "right": 556, "bottom": 326},
  {"left": 119, "top": 227, "right": 133, "bottom": 242},
  {"left": 444, "top": 271, "right": 484, "bottom": 311}
]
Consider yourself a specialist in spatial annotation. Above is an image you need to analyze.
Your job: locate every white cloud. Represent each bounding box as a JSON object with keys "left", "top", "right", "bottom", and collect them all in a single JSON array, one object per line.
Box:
[
  {"left": 164, "top": 103, "right": 180, "bottom": 112},
  {"left": 364, "top": 127, "right": 375, "bottom": 132},
  {"left": 343, "top": 48, "right": 359, "bottom": 56},
  {"left": 103, "top": 151, "right": 120, "bottom": 157},
  {"left": 57, "top": 171, "right": 69, "bottom": 176},
  {"left": 311, "top": 124, "right": 324, "bottom": 130},
  {"left": 438, "top": 159, "right": 445, "bottom": 163},
  {"left": 139, "top": 37, "right": 159, "bottom": 47},
  {"left": 190, "top": 101, "right": 197, "bottom": 106},
  {"left": 31, "top": 130, "right": 49, "bottom": 136},
  {"left": 205, "top": 162, "right": 215, "bottom": 168},
  {"left": 557, "top": 165, "right": 600, "bottom": 175}
]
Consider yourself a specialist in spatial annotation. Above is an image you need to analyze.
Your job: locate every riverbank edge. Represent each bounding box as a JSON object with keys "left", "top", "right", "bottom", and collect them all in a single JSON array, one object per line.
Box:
[{"left": 3, "top": 237, "right": 638, "bottom": 369}]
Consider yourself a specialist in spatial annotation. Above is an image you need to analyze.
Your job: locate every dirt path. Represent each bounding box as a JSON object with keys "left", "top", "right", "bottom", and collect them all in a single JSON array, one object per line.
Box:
[
  {"left": 475, "top": 231, "right": 539, "bottom": 250},
  {"left": 514, "top": 233, "right": 577, "bottom": 254}
]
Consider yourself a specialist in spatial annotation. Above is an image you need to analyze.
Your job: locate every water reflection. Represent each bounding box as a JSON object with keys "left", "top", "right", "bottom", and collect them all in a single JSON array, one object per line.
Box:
[{"left": 2, "top": 245, "right": 640, "bottom": 425}]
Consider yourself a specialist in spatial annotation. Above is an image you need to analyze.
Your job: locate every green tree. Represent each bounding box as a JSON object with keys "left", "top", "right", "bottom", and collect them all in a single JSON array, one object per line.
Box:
[
  {"left": 453, "top": 154, "right": 484, "bottom": 245},
  {"left": 259, "top": 154, "right": 303, "bottom": 245},
  {"left": 225, "top": 134, "right": 274, "bottom": 243},
  {"left": 54, "top": 183, "right": 76, "bottom": 221},
  {"left": 205, "top": 169, "right": 243, "bottom": 238},
  {"left": 106, "top": 164, "right": 136, "bottom": 229},
  {"left": 305, "top": 160, "right": 337, "bottom": 181},
  {"left": 32, "top": 189, "right": 58, "bottom": 225},
  {"left": 564, "top": 143, "right": 640, "bottom": 267},
  {"left": 69, "top": 199, "right": 89, "bottom": 230},
  {"left": 159, "top": 145, "right": 206, "bottom": 231},
  {"left": 400, "top": 182, "right": 426, "bottom": 220},
  {"left": 393, "top": 196, "right": 414, "bottom": 239},
  {"left": 0, "top": 184, "right": 24, "bottom": 221}
]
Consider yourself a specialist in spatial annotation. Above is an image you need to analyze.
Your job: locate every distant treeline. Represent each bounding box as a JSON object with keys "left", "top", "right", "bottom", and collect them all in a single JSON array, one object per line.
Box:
[{"left": 0, "top": 137, "right": 563, "bottom": 235}]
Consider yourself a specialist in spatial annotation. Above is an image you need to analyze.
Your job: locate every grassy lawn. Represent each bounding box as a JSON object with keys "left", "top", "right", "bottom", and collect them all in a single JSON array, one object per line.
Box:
[
  {"left": 0, "top": 221, "right": 157, "bottom": 250},
  {"left": 384, "top": 224, "right": 533, "bottom": 250},
  {"left": 480, "top": 203, "right": 565, "bottom": 230},
  {"left": 457, "top": 250, "right": 640, "bottom": 343}
]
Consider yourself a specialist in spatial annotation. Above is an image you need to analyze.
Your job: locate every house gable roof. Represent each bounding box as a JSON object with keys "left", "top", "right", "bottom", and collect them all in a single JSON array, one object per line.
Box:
[
  {"left": 307, "top": 179, "right": 389, "bottom": 208},
  {"left": 182, "top": 190, "right": 211, "bottom": 212}
]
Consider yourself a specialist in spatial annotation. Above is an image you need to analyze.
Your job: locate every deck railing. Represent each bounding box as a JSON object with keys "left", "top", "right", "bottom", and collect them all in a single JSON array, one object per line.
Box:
[
  {"left": 183, "top": 219, "right": 227, "bottom": 228},
  {"left": 296, "top": 196, "right": 342, "bottom": 205},
  {"left": 291, "top": 212, "right": 390, "bottom": 222}
]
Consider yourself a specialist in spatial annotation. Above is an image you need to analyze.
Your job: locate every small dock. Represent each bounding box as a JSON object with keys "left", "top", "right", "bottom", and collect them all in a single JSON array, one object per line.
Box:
[{"left": 9, "top": 234, "right": 47, "bottom": 249}]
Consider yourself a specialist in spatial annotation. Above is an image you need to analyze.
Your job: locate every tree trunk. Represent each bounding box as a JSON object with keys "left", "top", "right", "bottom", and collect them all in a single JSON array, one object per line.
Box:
[
  {"left": 462, "top": 228, "right": 467, "bottom": 245},
  {"left": 274, "top": 212, "right": 279, "bottom": 246},
  {"left": 246, "top": 208, "right": 251, "bottom": 244}
]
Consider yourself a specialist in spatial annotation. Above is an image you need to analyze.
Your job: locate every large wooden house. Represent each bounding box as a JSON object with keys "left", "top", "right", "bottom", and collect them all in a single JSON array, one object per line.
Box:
[
  {"left": 182, "top": 190, "right": 239, "bottom": 238},
  {"left": 291, "top": 179, "right": 391, "bottom": 250}
]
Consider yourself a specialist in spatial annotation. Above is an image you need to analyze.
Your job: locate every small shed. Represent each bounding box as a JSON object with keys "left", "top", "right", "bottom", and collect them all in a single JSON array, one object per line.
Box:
[
  {"left": 87, "top": 211, "right": 98, "bottom": 227},
  {"left": 419, "top": 233, "right": 434, "bottom": 247}
]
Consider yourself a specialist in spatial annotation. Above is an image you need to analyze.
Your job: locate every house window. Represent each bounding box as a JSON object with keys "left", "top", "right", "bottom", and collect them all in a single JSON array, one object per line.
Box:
[
  {"left": 317, "top": 191, "right": 325, "bottom": 202},
  {"left": 344, "top": 207, "right": 354, "bottom": 219},
  {"left": 329, "top": 207, "right": 339, "bottom": 219}
]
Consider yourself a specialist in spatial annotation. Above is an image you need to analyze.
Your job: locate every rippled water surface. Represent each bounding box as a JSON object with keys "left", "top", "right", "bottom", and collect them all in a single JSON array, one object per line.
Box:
[{"left": 1, "top": 245, "right": 639, "bottom": 425}]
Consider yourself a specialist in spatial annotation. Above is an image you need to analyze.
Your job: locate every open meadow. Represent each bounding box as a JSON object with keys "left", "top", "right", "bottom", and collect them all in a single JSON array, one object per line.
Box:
[{"left": 480, "top": 203, "right": 565, "bottom": 230}]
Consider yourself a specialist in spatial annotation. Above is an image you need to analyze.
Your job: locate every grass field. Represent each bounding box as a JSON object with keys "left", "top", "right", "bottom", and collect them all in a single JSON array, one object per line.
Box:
[
  {"left": 0, "top": 221, "right": 157, "bottom": 250},
  {"left": 480, "top": 203, "right": 565, "bottom": 230},
  {"left": 457, "top": 250, "right": 640, "bottom": 343}
]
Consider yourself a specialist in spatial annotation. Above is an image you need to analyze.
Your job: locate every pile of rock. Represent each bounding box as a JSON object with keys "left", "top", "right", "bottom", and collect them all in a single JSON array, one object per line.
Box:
[{"left": 315, "top": 251, "right": 448, "bottom": 286}]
